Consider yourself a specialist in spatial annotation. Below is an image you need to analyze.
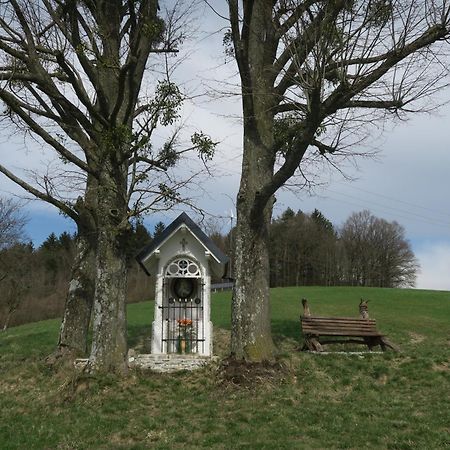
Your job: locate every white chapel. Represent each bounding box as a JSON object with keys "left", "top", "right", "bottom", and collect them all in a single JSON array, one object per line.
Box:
[{"left": 136, "top": 213, "right": 228, "bottom": 357}]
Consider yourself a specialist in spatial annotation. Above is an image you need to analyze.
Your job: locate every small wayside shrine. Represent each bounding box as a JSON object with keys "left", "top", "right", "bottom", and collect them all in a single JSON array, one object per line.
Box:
[{"left": 136, "top": 213, "right": 228, "bottom": 362}]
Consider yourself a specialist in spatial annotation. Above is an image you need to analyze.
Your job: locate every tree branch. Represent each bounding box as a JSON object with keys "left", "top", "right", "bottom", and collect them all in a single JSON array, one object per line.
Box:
[
  {"left": 0, "top": 89, "right": 92, "bottom": 174},
  {"left": 275, "top": 0, "right": 321, "bottom": 37},
  {"left": 273, "top": 102, "right": 308, "bottom": 114},
  {"left": 273, "top": 5, "right": 327, "bottom": 96},
  {"left": 342, "top": 99, "right": 404, "bottom": 110},
  {"left": 0, "top": 163, "right": 78, "bottom": 222},
  {"left": 323, "top": 23, "right": 450, "bottom": 116},
  {"left": 312, "top": 139, "right": 336, "bottom": 154}
]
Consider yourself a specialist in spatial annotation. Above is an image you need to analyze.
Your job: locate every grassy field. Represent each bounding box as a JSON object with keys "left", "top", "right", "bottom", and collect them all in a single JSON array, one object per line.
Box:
[{"left": 1, "top": 286, "right": 449, "bottom": 449}]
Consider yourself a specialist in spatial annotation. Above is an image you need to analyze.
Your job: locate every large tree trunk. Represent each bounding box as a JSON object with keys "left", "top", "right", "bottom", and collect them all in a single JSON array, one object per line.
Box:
[
  {"left": 48, "top": 177, "right": 98, "bottom": 364},
  {"left": 231, "top": 128, "right": 276, "bottom": 361},
  {"left": 231, "top": 95, "right": 277, "bottom": 360},
  {"left": 87, "top": 168, "right": 129, "bottom": 375},
  {"left": 231, "top": 204, "right": 275, "bottom": 361},
  {"left": 230, "top": 2, "right": 278, "bottom": 362},
  {"left": 55, "top": 232, "right": 95, "bottom": 357},
  {"left": 231, "top": 128, "right": 277, "bottom": 360}
]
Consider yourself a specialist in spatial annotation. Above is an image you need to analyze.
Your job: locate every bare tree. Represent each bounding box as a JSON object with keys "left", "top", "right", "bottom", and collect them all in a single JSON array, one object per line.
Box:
[
  {"left": 339, "top": 209, "right": 374, "bottom": 286},
  {"left": 340, "top": 210, "right": 418, "bottom": 287},
  {"left": 225, "top": 1, "right": 450, "bottom": 361},
  {"left": 0, "top": 1, "right": 214, "bottom": 373},
  {"left": 0, "top": 197, "right": 27, "bottom": 250},
  {"left": 0, "top": 242, "right": 33, "bottom": 331},
  {"left": 0, "top": 197, "right": 29, "bottom": 329}
]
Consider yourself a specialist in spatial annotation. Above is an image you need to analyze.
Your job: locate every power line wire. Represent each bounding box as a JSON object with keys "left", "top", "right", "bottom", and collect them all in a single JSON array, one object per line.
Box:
[
  {"left": 333, "top": 182, "right": 450, "bottom": 221},
  {"left": 324, "top": 191, "right": 450, "bottom": 230}
]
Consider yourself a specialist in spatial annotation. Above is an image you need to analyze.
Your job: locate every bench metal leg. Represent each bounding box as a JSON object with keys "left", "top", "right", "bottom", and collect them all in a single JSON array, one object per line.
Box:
[
  {"left": 380, "top": 336, "right": 400, "bottom": 352},
  {"left": 304, "top": 336, "right": 323, "bottom": 352},
  {"left": 364, "top": 336, "right": 379, "bottom": 351}
]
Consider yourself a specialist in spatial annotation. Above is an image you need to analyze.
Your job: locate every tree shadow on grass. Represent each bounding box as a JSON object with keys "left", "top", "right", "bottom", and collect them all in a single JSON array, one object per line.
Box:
[
  {"left": 272, "top": 319, "right": 301, "bottom": 341},
  {"left": 127, "top": 324, "right": 151, "bottom": 349},
  {"left": 272, "top": 319, "right": 303, "bottom": 353}
]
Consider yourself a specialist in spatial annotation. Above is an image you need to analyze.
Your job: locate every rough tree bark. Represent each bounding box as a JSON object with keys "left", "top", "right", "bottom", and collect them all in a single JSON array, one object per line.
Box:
[
  {"left": 232, "top": 184, "right": 275, "bottom": 360},
  {"left": 87, "top": 164, "right": 129, "bottom": 374},
  {"left": 54, "top": 232, "right": 95, "bottom": 358},
  {"left": 47, "top": 174, "right": 97, "bottom": 362}
]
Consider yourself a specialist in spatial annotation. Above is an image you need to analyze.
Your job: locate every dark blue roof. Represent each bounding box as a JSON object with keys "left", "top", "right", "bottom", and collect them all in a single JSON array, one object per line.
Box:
[{"left": 136, "top": 212, "right": 229, "bottom": 275}]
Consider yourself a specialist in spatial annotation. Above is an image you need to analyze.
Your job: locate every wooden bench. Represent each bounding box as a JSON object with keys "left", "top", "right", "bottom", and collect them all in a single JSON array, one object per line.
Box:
[{"left": 300, "top": 299, "right": 398, "bottom": 352}]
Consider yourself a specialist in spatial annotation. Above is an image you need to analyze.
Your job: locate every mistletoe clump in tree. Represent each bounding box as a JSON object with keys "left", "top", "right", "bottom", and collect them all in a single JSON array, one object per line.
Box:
[
  {"left": 226, "top": 0, "right": 450, "bottom": 361},
  {"left": 0, "top": 0, "right": 214, "bottom": 373}
]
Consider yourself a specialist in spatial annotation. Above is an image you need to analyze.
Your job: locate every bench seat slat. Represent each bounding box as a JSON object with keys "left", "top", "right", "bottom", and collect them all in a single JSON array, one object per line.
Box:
[
  {"left": 302, "top": 324, "right": 378, "bottom": 331},
  {"left": 302, "top": 316, "right": 377, "bottom": 324},
  {"left": 302, "top": 320, "right": 377, "bottom": 328},
  {"left": 302, "top": 329, "right": 382, "bottom": 337},
  {"left": 302, "top": 326, "right": 379, "bottom": 333},
  {"left": 302, "top": 320, "right": 377, "bottom": 326},
  {"left": 302, "top": 323, "right": 379, "bottom": 330},
  {"left": 301, "top": 315, "right": 382, "bottom": 337}
]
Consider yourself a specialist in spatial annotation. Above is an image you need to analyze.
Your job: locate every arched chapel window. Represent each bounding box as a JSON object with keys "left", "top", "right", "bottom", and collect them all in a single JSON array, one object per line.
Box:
[{"left": 165, "top": 258, "right": 201, "bottom": 278}]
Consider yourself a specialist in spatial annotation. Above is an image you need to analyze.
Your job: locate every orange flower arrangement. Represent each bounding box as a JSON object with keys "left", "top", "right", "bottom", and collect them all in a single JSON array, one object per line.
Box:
[
  {"left": 177, "top": 318, "right": 193, "bottom": 326},
  {"left": 177, "top": 318, "right": 195, "bottom": 354}
]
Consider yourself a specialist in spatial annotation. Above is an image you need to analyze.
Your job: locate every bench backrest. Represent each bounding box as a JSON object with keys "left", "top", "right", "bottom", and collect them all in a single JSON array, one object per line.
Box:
[{"left": 301, "top": 316, "right": 380, "bottom": 337}]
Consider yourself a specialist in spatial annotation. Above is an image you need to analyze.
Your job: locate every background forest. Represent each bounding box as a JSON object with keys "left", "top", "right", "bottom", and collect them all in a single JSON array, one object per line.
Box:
[
  {"left": 213, "top": 208, "right": 418, "bottom": 290},
  {"left": 268, "top": 208, "right": 418, "bottom": 289},
  {"left": 0, "top": 208, "right": 162, "bottom": 329},
  {"left": 0, "top": 201, "right": 417, "bottom": 330}
]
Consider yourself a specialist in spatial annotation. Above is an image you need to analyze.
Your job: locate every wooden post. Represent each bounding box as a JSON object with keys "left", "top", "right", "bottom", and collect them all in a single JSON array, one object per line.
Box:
[
  {"left": 358, "top": 298, "right": 400, "bottom": 351},
  {"left": 300, "top": 298, "right": 323, "bottom": 351},
  {"left": 301, "top": 298, "right": 311, "bottom": 317},
  {"left": 359, "top": 299, "right": 370, "bottom": 319}
]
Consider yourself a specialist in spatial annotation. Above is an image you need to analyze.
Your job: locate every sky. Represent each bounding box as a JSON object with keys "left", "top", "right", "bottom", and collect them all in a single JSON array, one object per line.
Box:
[{"left": 0, "top": 3, "right": 449, "bottom": 291}]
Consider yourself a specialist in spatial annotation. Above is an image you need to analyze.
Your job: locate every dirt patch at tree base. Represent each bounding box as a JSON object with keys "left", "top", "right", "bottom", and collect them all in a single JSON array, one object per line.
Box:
[{"left": 216, "top": 356, "right": 290, "bottom": 389}]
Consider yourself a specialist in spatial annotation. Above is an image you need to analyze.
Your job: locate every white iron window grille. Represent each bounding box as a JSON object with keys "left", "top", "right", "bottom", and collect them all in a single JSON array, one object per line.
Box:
[{"left": 165, "top": 258, "right": 201, "bottom": 278}]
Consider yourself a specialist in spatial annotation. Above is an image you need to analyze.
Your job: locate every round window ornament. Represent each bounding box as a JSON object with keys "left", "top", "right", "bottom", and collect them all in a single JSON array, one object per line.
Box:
[{"left": 173, "top": 278, "right": 195, "bottom": 299}]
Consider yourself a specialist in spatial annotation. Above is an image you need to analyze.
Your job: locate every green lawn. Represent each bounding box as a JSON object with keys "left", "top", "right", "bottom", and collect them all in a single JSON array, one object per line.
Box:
[{"left": 1, "top": 286, "right": 449, "bottom": 449}]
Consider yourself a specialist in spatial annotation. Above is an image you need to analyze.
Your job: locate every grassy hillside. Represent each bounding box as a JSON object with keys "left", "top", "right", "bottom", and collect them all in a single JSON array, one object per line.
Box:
[{"left": 1, "top": 286, "right": 449, "bottom": 449}]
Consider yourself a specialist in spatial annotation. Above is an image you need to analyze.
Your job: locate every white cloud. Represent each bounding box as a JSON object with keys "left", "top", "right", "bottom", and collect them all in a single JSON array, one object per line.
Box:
[{"left": 415, "top": 243, "right": 450, "bottom": 291}]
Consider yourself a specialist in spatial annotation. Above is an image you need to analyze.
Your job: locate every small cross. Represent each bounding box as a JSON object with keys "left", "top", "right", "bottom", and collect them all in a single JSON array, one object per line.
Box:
[{"left": 180, "top": 238, "right": 188, "bottom": 251}]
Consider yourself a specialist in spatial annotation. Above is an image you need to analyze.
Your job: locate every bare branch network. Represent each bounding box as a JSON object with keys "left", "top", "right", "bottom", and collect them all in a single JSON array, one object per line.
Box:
[
  {"left": 227, "top": 0, "right": 450, "bottom": 212},
  {"left": 0, "top": 0, "right": 214, "bottom": 225}
]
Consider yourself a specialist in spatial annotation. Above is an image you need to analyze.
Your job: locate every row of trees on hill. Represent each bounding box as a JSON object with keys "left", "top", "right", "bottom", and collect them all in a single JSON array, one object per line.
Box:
[
  {"left": 204, "top": 207, "right": 418, "bottom": 289},
  {"left": 269, "top": 208, "right": 418, "bottom": 288}
]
